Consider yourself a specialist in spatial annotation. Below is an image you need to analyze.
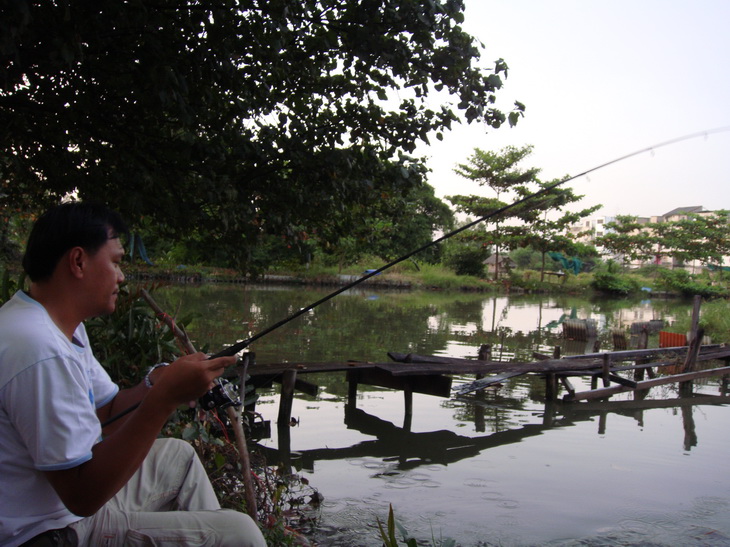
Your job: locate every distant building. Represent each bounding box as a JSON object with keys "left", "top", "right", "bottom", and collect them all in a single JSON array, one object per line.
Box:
[{"left": 567, "top": 215, "right": 615, "bottom": 243}]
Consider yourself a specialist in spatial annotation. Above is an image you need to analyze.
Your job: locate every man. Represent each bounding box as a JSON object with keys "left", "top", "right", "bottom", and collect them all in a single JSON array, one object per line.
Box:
[{"left": 0, "top": 202, "right": 266, "bottom": 546}]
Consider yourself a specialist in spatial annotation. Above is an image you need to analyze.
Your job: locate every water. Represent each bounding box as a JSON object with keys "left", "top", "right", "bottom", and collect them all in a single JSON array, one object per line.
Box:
[{"left": 153, "top": 284, "right": 730, "bottom": 546}]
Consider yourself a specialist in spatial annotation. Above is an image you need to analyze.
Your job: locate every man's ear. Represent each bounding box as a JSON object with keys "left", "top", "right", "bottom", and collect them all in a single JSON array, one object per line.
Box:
[{"left": 67, "top": 247, "right": 87, "bottom": 279}]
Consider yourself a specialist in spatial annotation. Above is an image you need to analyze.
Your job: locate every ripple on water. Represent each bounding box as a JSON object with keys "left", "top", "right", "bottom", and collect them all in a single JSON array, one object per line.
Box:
[{"left": 463, "top": 477, "right": 497, "bottom": 488}]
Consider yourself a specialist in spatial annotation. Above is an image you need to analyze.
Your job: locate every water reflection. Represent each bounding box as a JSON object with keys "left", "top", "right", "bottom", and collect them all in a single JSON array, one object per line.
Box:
[
  {"left": 150, "top": 284, "right": 728, "bottom": 545},
  {"left": 262, "top": 377, "right": 730, "bottom": 474}
]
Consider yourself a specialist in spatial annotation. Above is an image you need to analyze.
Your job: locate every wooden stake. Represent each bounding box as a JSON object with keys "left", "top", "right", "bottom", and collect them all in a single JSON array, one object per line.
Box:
[
  {"left": 602, "top": 354, "right": 611, "bottom": 387},
  {"left": 683, "top": 327, "right": 705, "bottom": 373},
  {"left": 688, "top": 294, "right": 702, "bottom": 345},
  {"left": 140, "top": 289, "right": 259, "bottom": 521}
]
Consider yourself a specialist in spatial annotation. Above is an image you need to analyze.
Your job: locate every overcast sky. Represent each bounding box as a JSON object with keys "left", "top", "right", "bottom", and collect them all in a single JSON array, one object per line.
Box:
[{"left": 421, "top": 0, "right": 730, "bottom": 219}]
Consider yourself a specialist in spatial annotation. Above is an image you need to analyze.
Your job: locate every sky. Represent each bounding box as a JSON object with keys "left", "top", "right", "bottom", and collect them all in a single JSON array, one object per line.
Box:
[{"left": 420, "top": 0, "right": 730, "bottom": 219}]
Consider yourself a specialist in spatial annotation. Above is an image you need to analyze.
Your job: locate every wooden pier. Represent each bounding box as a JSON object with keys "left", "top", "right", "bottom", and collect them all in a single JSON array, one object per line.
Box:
[{"left": 240, "top": 342, "right": 730, "bottom": 432}]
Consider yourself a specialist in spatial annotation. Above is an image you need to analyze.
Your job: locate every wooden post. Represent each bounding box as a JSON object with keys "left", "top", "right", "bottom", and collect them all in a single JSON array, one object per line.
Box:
[
  {"left": 278, "top": 369, "right": 297, "bottom": 427},
  {"left": 683, "top": 327, "right": 705, "bottom": 374},
  {"left": 478, "top": 344, "right": 492, "bottom": 361},
  {"left": 553, "top": 346, "right": 561, "bottom": 359},
  {"left": 687, "top": 295, "right": 702, "bottom": 346},
  {"left": 403, "top": 383, "right": 413, "bottom": 432},
  {"left": 476, "top": 344, "right": 491, "bottom": 380},
  {"left": 602, "top": 353, "right": 611, "bottom": 387},
  {"left": 634, "top": 327, "right": 649, "bottom": 381},
  {"left": 545, "top": 373, "right": 559, "bottom": 401},
  {"left": 474, "top": 345, "right": 488, "bottom": 432},
  {"left": 347, "top": 370, "right": 359, "bottom": 410}
]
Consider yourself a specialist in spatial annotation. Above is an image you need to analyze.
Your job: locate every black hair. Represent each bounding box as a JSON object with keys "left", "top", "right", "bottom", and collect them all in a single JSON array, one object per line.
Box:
[{"left": 22, "top": 202, "right": 129, "bottom": 282}]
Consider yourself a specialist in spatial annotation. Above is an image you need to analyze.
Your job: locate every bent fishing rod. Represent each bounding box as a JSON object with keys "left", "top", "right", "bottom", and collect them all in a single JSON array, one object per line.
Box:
[
  {"left": 208, "top": 126, "right": 730, "bottom": 359},
  {"left": 102, "top": 126, "right": 729, "bottom": 428}
]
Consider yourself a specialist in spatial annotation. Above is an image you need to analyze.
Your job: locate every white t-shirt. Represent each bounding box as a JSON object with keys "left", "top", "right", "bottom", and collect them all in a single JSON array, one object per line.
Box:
[{"left": 0, "top": 291, "right": 119, "bottom": 547}]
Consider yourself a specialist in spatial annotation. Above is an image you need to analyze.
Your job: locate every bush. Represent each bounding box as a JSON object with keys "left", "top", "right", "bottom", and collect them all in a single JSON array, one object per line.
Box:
[
  {"left": 656, "top": 268, "right": 729, "bottom": 298},
  {"left": 86, "top": 285, "right": 187, "bottom": 386},
  {"left": 441, "top": 240, "right": 488, "bottom": 277},
  {"left": 591, "top": 271, "right": 640, "bottom": 295},
  {"left": 0, "top": 267, "right": 25, "bottom": 305}
]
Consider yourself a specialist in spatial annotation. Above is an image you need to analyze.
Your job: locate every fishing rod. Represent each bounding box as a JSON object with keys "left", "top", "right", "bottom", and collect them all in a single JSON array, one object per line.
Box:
[
  {"left": 102, "top": 126, "right": 729, "bottom": 427},
  {"left": 208, "top": 126, "right": 730, "bottom": 359}
]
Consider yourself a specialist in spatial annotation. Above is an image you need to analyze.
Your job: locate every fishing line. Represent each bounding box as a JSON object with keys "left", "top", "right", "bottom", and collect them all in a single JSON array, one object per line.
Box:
[{"left": 209, "top": 125, "right": 730, "bottom": 359}]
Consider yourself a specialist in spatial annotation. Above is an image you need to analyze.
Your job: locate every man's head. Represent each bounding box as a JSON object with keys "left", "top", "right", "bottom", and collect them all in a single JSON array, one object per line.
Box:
[{"left": 22, "top": 202, "right": 128, "bottom": 283}]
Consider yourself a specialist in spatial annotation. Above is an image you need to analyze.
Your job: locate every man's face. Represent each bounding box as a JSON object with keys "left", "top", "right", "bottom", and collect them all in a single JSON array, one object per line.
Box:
[{"left": 83, "top": 234, "right": 126, "bottom": 317}]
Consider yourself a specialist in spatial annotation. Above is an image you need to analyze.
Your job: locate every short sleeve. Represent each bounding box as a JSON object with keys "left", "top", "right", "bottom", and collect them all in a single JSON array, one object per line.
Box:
[{"left": 5, "top": 357, "right": 101, "bottom": 471}]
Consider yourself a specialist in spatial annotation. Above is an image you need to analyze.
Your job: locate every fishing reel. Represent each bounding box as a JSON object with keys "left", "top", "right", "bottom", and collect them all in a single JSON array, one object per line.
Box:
[{"left": 199, "top": 378, "right": 241, "bottom": 411}]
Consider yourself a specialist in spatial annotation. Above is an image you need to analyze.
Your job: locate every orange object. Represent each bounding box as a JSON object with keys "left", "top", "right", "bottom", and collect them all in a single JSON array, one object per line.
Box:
[{"left": 659, "top": 331, "right": 687, "bottom": 348}]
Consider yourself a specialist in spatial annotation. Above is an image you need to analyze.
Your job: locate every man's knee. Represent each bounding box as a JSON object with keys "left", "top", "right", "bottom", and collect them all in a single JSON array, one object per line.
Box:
[
  {"left": 151, "top": 436, "right": 194, "bottom": 457},
  {"left": 214, "top": 510, "right": 267, "bottom": 547}
]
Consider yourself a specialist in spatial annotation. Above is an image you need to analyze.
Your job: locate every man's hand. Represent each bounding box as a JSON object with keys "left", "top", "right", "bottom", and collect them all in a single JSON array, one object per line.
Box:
[
  {"left": 46, "top": 352, "right": 237, "bottom": 516},
  {"left": 151, "top": 352, "right": 237, "bottom": 407}
]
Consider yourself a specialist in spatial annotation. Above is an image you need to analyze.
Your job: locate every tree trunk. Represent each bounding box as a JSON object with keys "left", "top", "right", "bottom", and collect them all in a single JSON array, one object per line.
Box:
[{"left": 540, "top": 251, "right": 546, "bottom": 282}]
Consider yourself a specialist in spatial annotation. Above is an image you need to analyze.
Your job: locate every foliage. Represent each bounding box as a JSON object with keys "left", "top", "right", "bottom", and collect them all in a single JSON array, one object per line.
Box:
[
  {"left": 86, "top": 285, "right": 188, "bottom": 386},
  {"left": 440, "top": 227, "right": 490, "bottom": 277},
  {"left": 0, "top": 207, "right": 34, "bottom": 264},
  {"left": 0, "top": 267, "right": 25, "bottom": 305},
  {"left": 594, "top": 215, "right": 655, "bottom": 269},
  {"left": 180, "top": 418, "right": 319, "bottom": 546},
  {"left": 448, "top": 146, "right": 598, "bottom": 280},
  {"left": 662, "top": 298, "right": 730, "bottom": 342},
  {"left": 448, "top": 145, "right": 540, "bottom": 280},
  {"left": 652, "top": 211, "right": 730, "bottom": 272},
  {"left": 378, "top": 504, "right": 455, "bottom": 547},
  {"left": 313, "top": 182, "right": 455, "bottom": 268},
  {"left": 1, "top": 0, "right": 522, "bottom": 272},
  {"left": 590, "top": 270, "right": 640, "bottom": 296},
  {"left": 655, "top": 268, "right": 729, "bottom": 299},
  {"left": 510, "top": 247, "right": 542, "bottom": 269},
  {"left": 518, "top": 179, "right": 601, "bottom": 278}
]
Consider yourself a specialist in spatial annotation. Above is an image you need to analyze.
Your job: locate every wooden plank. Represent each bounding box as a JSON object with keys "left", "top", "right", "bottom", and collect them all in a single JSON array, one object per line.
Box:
[
  {"left": 568, "top": 394, "right": 730, "bottom": 412},
  {"left": 274, "top": 376, "right": 319, "bottom": 397},
  {"left": 246, "top": 345, "right": 730, "bottom": 379},
  {"left": 564, "top": 366, "right": 730, "bottom": 402},
  {"left": 347, "top": 368, "right": 452, "bottom": 398},
  {"left": 607, "top": 373, "right": 638, "bottom": 388},
  {"left": 559, "top": 376, "right": 575, "bottom": 397}
]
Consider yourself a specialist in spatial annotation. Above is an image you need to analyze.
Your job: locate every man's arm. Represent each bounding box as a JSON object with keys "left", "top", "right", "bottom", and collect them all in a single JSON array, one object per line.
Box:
[
  {"left": 95, "top": 364, "right": 170, "bottom": 436},
  {"left": 43, "top": 352, "right": 235, "bottom": 516}
]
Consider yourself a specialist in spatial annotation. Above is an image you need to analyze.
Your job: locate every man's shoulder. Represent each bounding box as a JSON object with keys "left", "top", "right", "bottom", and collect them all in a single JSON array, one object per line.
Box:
[{"left": 0, "top": 293, "right": 71, "bottom": 387}]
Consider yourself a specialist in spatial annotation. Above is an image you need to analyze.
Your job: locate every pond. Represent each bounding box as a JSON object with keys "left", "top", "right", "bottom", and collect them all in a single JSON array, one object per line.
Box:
[{"left": 153, "top": 283, "right": 730, "bottom": 546}]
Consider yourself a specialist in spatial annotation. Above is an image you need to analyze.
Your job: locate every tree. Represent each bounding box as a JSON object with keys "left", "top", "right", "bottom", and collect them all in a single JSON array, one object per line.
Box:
[
  {"left": 441, "top": 222, "right": 491, "bottom": 277},
  {"left": 1, "top": 0, "right": 523, "bottom": 271},
  {"left": 652, "top": 211, "right": 730, "bottom": 273},
  {"left": 448, "top": 145, "right": 540, "bottom": 279},
  {"left": 310, "top": 178, "right": 454, "bottom": 270},
  {"left": 519, "top": 179, "right": 601, "bottom": 280},
  {"left": 594, "top": 215, "right": 654, "bottom": 269}
]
